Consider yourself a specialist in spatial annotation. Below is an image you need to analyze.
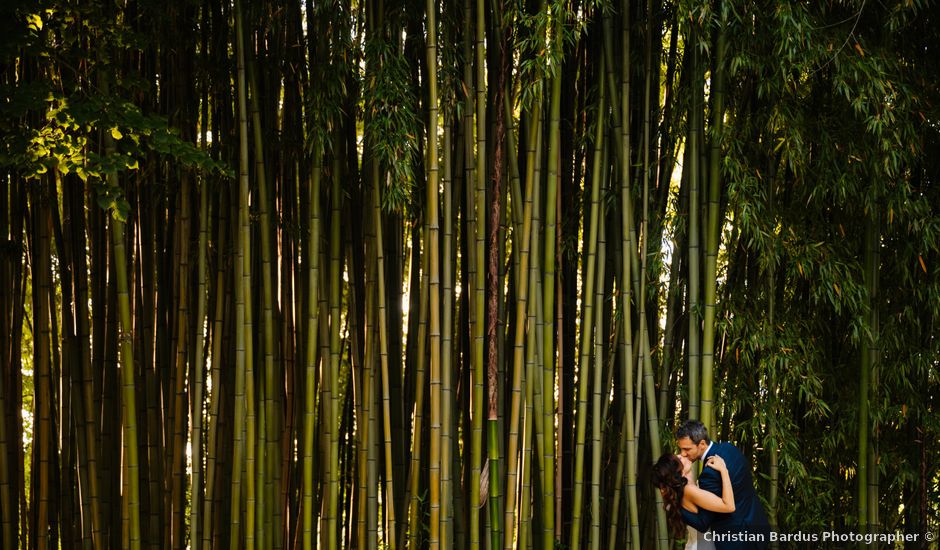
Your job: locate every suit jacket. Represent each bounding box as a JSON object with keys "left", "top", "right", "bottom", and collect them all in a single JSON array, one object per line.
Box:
[{"left": 681, "top": 442, "right": 770, "bottom": 549}]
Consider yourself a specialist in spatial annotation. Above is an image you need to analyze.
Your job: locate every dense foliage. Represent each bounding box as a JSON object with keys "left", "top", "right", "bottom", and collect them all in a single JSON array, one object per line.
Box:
[{"left": 0, "top": 0, "right": 937, "bottom": 548}]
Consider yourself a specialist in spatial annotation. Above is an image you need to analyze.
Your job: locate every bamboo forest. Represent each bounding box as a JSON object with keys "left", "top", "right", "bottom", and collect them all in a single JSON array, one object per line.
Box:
[{"left": 1, "top": 0, "right": 938, "bottom": 548}]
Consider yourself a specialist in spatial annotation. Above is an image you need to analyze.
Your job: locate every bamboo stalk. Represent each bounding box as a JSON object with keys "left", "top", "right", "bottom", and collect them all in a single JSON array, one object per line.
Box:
[
  {"left": 503, "top": 88, "right": 541, "bottom": 550},
  {"left": 190, "top": 169, "right": 209, "bottom": 550},
  {"left": 405, "top": 222, "right": 429, "bottom": 550},
  {"left": 426, "top": 0, "right": 444, "bottom": 546},
  {"left": 618, "top": 2, "right": 640, "bottom": 545},
  {"left": 325, "top": 146, "right": 344, "bottom": 550},
  {"left": 590, "top": 198, "right": 607, "bottom": 550},
  {"left": 247, "top": 52, "right": 280, "bottom": 549},
  {"left": 470, "top": 0, "right": 487, "bottom": 546},
  {"left": 302, "top": 138, "right": 322, "bottom": 549},
  {"left": 372, "top": 166, "right": 400, "bottom": 549},
  {"left": 700, "top": 13, "right": 726, "bottom": 435},
  {"left": 686, "top": 18, "right": 702, "bottom": 421},
  {"left": 441, "top": 106, "right": 456, "bottom": 550},
  {"left": 570, "top": 62, "right": 605, "bottom": 549},
  {"left": 231, "top": 2, "right": 252, "bottom": 544}
]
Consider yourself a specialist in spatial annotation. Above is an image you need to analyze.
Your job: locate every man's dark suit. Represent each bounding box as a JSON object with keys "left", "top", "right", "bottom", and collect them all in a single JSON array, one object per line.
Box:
[{"left": 680, "top": 442, "right": 770, "bottom": 549}]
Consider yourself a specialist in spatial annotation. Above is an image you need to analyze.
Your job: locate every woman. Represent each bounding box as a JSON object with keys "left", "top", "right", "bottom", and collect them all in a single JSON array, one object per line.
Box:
[{"left": 651, "top": 453, "right": 735, "bottom": 549}]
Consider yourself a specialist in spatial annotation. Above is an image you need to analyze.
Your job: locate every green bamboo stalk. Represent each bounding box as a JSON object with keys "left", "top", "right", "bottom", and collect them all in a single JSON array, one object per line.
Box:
[
  {"left": 203, "top": 184, "right": 229, "bottom": 550},
  {"left": 405, "top": 226, "right": 429, "bottom": 549},
  {"left": 372, "top": 167, "right": 400, "bottom": 550},
  {"left": 618, "top": 2, "right": 640, "bottom": 546},
  {"left": 503, "top": 91, "right": 541, "bottom": 550},
  {"left": 247, "top": 52, "right": 279, "bottom": 548},
  {"left": 524, "top": 110, "right": 544, "bottom": 550},
  {"left": 858, "top": 207, "right": 879, "bottom": 536},
  {"left": 30, "top": 185, "right": 54, "bottom": 550},
  {"left": 517, "top": 254, "right": 539, "bottom": 550},
  {"left": 441, "top": 107, "right": 455, "bottom": 550},
  {"left": 303, "top": 138, "right": 322, "bottom": 549},
  {"left": 471, "top": 0, "right": 487, "bottom": 545},
  {"left": 487, "top": 14, "right": 505, "bottom": 550},
  {"left": 686, "top": 21, "right": 702, "bottom": 421},
  {"left": 359, "top": 250, "right": 377, "bottom": 550},
  {"left": 638, "top": 4, "right": 669, "bottom": 547},
  {"left": 590, "top": 200, "right": 607, "bottom": 550},
  {"left": 542, "top": 4, "right": 563, "bottom": 546},
  {"left": 190, "top": 170, "right": 209, "bottom": 550},
  {"left": 700, "top": 14, "right": 726, "bottom": 435},
  {"left": 170, "top": 176, "right": 191, "bottom": 550},
  {"left": 231, "top": 1, "right": 251, "bottom": 544},
  {"left": 458, "top": 2, "right": 475, "bottom": 543},
  {"left": 426, "top": 0, "right": 444, "bottom": 545},
  {"left": 112, "top": 218, "right": 142, "bottom": 550},
  {"left": 570, "top": 65, "right": 605, "bottom": 550},
  {"left": 0, "top": 374, "right": 10, "bottom": 550},
  {"left": 0, "top": 178, "right": 12, "bottom": 550},
  {"left": 325, "top": 146, "right": 344, "bottom": 550},
  {"left": 69, "top": 177, "right": 104, "bottom": 549}
]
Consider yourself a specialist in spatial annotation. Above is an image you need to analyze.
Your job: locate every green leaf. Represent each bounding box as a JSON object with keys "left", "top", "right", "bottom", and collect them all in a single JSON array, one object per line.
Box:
[
  {"left": 111, "top": 127, "right": 123, "bottom": 140},
  {"left": 27, "top": 14, "right": 42, "bottom": 31}
]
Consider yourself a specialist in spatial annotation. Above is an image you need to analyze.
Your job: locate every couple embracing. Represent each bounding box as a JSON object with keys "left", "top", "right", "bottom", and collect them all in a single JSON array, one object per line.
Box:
[{"left": 652, "top": 420, "right": 771, "bottom": 549}]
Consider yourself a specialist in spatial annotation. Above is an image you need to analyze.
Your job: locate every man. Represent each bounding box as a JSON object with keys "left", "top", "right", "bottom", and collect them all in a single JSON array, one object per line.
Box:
[{"left": 676, "top": 420, "right": 770, "bottom": 549}]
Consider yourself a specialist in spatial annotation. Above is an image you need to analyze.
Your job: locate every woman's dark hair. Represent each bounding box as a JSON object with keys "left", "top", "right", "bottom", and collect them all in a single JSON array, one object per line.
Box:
[{"left": 651, "top": 454, "right": 688, "bottom": 539}]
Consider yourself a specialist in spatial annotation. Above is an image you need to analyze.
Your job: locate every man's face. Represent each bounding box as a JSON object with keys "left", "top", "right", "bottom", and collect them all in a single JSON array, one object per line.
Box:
[{"left": 677, "top": 436, "right": 708, "bottom": 462}]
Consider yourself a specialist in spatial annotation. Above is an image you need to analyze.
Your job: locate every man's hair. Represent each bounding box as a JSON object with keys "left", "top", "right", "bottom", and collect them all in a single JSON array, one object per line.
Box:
[{"left": 676, "top": 419, "right": 710, "bottom": 445}]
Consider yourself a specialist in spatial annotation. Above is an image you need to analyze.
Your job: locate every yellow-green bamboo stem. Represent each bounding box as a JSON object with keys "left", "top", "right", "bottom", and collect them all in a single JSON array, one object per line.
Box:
[
  {"left": 590, "top": 201, "right": 607, "bottom": 550},
  {"left": 405, "top": 233, "right": 429, "bottom": 549},
  {"left": 570, "top": 67, "right": 605, "bottom": 550},
  {"left": 170, "top": 176, "right": 191, "bottom": 550},
  {"left": 471, "top": 0, "right": 487, "bottom": 546},
  {"left": 247, "top": 54, "right": 279, "bottom": 547},
  {"left": 372, "top": 168, "right": 399, "bottom": 550},
  {"left": 503, "top": 96, "right": 541, "bottom": 550},
  {"left": 203, "top": 190, "right": 229, "bottom": 550},
  {"left": 30, "top": 186, "right": 53, "bottom": 550},
  {"left": 700, "top": 17, "right": 726, "bottom": 436},
  {"left": 441, "top": 108, "right": 456, "bottom": 550},
  {"left": 686, "top": 19, "right": 702, "bottom": 422},
  {"left": 190, "top": 171, "right": 209, "bottom": 550},
  {"left": 303, "top": 143, "right": 322, "bottom": 550},
  {"left": 426, "top": 0, "right": 444, "bottom": 545},
  {"left": 618, "top": 2, "right": 640, "bottom": 545},
  {"left": 542, "top": 5, "right": 564, "bottom": 544},
  {"left": 517, "top": 258, "right": 539, "bottom": 550},
  {"left": 112, "top": 214, "right": 143, "bottom": 550},
  {"left": 325, "top": 148, "right": 344, "bottom": 550},
  {"left": 231, "top": 1, "right": 251, "bottom": 545}
]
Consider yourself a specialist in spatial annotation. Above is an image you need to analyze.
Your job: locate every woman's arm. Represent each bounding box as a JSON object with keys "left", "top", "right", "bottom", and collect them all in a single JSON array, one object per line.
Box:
[{"left": 684, "top": 456, "right": 735, "bottom": 513}]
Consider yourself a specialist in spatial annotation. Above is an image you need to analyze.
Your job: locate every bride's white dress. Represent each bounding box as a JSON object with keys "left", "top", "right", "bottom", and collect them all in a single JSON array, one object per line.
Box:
[{"left": 685, "top": 525, "right": 715, "bottom": 550}]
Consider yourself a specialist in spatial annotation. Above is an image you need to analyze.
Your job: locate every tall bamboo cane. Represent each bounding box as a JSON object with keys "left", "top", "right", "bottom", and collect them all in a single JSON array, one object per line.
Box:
[
  {"left": 686, "top": 19, "right": 702, "bottom": 422},
  {"left": 470, "top": 0, "right": 487, "bottom": 546},
  {"left": 190, "top": 166, "right": 209, "bottom": 550},
  {"left": 590, "top": 197, "right": 607, "bottom": 550},
  {"left": 570, "top": 63, "right": 605, "bottom": 550},
  {"left": 542, "top": 4, "right": 564, "bottom": 546},
  {"left": 373, "top": 167, "right": 399, "bottom": 550},
  {"left": 426, "top": 0, "right": 444, "bottom": 545},
  {"left": 503, "top": 88, "right": 541, "bottom": 550},
  {"left": 441, "top": 106, "right": 456, "bottom": 550},
  {"left": 231, "top": 2, "right": 252, "bottom": 544},
  {"left": 303, "top": 140, "right": 322, "bottom": 550},
  {"left": 325, "top": 146, "right": 344, "bottom": 550},
  {"left": 700, "top": 14, "right": 726, "bottom": 435},
  {"left": 247, "top": 53, "right": 280, "bottom": 546}
]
